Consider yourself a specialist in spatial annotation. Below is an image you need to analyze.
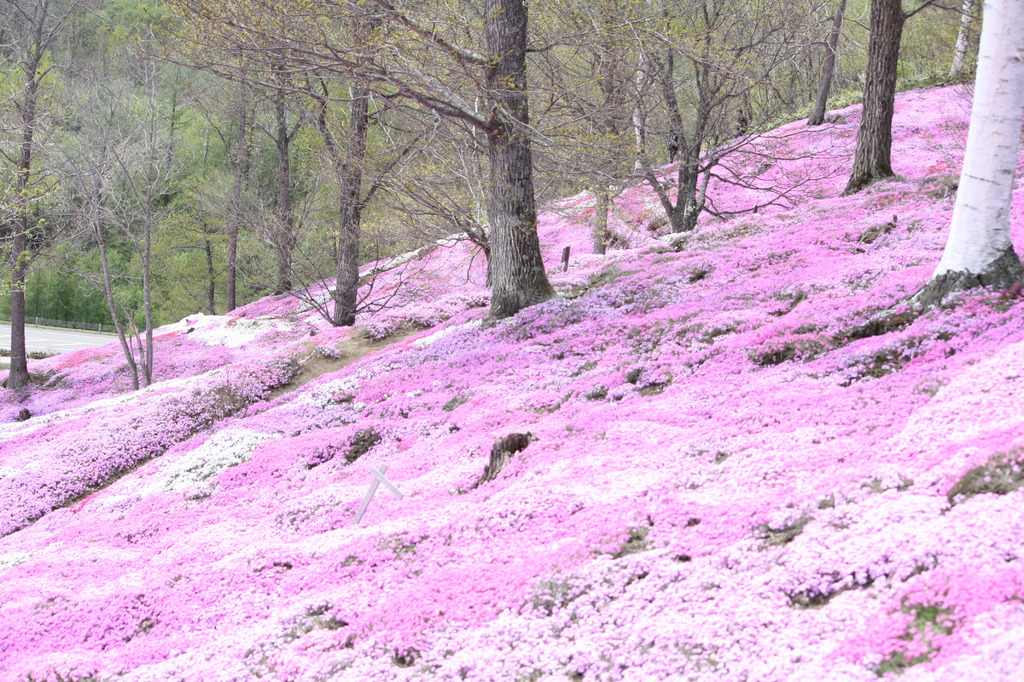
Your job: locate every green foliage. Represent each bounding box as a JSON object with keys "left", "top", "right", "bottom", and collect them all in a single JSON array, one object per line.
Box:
[
  {"left": 613, "top": 526, "right": 652, "bottom": 558},
  {"left": 442, "top": 395, "right": 470, "bottom": 412},
  {"left": 0, "top": 246, "right": 123, "bottom": 327},
  {"left": 873, "top": 603, "right": 956, "bottom": 676},
  {"left": 531, "top": 577, "right": 588, "bottom": 616},
  {"left": 947, "top": 447, "right": 1024, "bottom": 505},
  {"left": 756, "top": 515, "right": 812, "bottom": 547},
  {"left": 282, "top": 603, "right": 347, "bottom": 643},
  {"left": 105, "top": 0, "right": 168, "bottom": 26},
  {"left": 899, "top": 2, "right": 965, "bottom": 85}
]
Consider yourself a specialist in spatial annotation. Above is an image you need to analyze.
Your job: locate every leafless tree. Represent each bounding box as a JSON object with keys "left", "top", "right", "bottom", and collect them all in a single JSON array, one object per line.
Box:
[
  {"left": 808, "top": 0, "right": 848, "bottom": 126},
  {"left": 59, "top": 46, "right": 181, "bottom": 390},
  {"left": 641, "top": 0, "right": 823, "bottom": 232},
  {"left": 167, "top": 0, "right": 555, "bottom": 318},
  {"left": 843, "top": 0, "right": 949, "bottom": 194},
  {"left": 0, "top": 0, "right": 92, "bottom": 389}
]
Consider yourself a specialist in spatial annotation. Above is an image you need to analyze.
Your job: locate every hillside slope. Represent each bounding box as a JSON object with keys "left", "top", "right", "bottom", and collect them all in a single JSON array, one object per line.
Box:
[{"left": 2, "top": 86, "right": 1024, "bottom": 681}]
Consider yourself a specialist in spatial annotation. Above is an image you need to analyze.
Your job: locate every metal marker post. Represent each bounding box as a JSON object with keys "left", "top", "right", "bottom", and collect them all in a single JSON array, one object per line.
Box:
[{"left": 352, "top": 464, "right": 404, "bottom": 524}]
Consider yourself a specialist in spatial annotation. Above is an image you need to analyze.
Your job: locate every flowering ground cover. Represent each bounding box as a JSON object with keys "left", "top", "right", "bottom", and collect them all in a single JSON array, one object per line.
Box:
[{"left": 2, "top": 85, "right": 1024, "bottom": 680}]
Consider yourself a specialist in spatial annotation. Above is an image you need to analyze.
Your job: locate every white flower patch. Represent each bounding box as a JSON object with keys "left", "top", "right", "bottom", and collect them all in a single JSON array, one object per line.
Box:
[
  {"left": 0, "top": 552, "right": 29, "bottom": 571},
  {"left": 189, "top": 316, "right": 286, "bottom": 348},
  {"left": 299, "top": 376, "right": 363, "bottom": 409},
  {"left": 412, "top": 318, "right": 483, "bottom": 349},
  {"left": 0, "top": 466, "right": 19, "bottom": 480},
  {"left": 159, "top": 429, "right": 274, "bottom": 494},
  {"left": 90, "top": 427, "right": 275, "bottom": 512},
  {"left": 161, "top": 312, "right": 257, "bottom": 345}
]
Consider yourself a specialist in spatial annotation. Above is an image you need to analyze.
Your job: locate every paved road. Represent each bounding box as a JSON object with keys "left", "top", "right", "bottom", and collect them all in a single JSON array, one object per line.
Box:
[{"left": 0, "top": 323, "right": 116, "bottom": 356}]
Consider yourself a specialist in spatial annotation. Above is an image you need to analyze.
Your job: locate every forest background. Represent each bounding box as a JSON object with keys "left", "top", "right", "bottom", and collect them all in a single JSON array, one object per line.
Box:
[{"left": 0, "top": 0, "right": 977, "bottom": 340}]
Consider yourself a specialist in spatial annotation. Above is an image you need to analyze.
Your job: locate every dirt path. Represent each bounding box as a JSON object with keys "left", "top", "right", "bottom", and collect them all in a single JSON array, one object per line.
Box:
[{"left": 269, "top": 327, "right": 423, "bottom": 400}]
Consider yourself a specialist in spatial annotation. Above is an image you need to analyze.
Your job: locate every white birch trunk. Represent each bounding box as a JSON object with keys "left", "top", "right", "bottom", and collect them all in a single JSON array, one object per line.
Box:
[
  {"left": 632, "top": 47, "right": 649, "bottom": 174},
  {"left": 931, "top": 0, "right": 1024, "bottom": 281},
  {"left": 948, "top": 0, "right": 974, "bottom": 81}
]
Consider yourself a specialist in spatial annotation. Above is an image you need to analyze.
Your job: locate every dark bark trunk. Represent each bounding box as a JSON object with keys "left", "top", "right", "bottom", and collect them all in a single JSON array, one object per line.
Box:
[
  {"left": 7, "top": 239, "right": 29, "bottom": 389},
  {"left": 809, "top": 0, "right": 847, "bottom": 126},
  {"left": 6, "top": 45, "right": 42, "bottom": 390},
  {"left": 844, "top": 0, "right": 904, "bottom": 194},
  {"left": 675, "top": 155, "right": 702, "bottom": 233},
  {"left": 141, "top": 254, "right": 152, "bottom": 386},
  {"left": 472, "top": 432, "right": 533, "bottom": 489},
  {"left": 140, "top": 157, "right": 155, "bottom": 387},
  {"left": 593, "top": 187, "right": 610, "bottom": 255},
  {"left": 332, "top": 85, "right": 371, "bottom": 327},
  {"left": 205, "top": 239, "right": 217, "bottom": 314},
  {"left": 645, "top": 132, "right": 702, "bottom": 234},
  {"left": 915, "top": 247, "right": 1024, "bottom": 308},
  {"left": 662, "top": 50, "right": 685, "bottom": 164},
  {"left": 484, "top": 0, "right": 553, "bottom": 318},
  {"left": 227, "top": 84, "right": 249, "bottom": 312},
  {"left": 273, "top": 91, "right": 295, "bottom": 293},
  {"left": 647, "top": 39, "right": 709, "bottom": 234}
]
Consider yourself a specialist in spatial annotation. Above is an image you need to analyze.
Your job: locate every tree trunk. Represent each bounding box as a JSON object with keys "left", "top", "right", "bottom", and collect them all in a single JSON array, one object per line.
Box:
[
  {"left": 844, "top": 0, "right": 904, "bottom": 194},
  {"left": 484, "top": 0, "right": 554, "bottom": 318},
  {"left": 917, "top": 0, "right": 1024, "bottom": 307},
  {"left": 205, "top": 239, "right": 217, "bottom": 314},
  {"left": 137, "top": 70, "right": 166, "bottom": 389},
  {"left": 92, "top": 178, "right": 141, "bottom": 391},
  {"left": 273, "top": 90, "right": 295, "bottom": 294},
  {"left": 808, "top": 0, "right": 847, "bottom": 126},
  {"left": 948, "top": 0, "right": 975, "bottom": 82},
  {"left": 643, "top": 154, "right": 701, "bottom": 235},
  {"left": 6, "top": 44, "right": 43, "bottom": 390},
  {"left": 593, "top": 186, "right": 610, "bottom": 255},
  {"left": 662, "top": 49, "right": 685, "bottom": 162},
  {"left": 7, "top": 239, "right": 30, "bottom": 390},
  {"left": 332, "top": 85, "right": 371, "bottom": 327},
  {"left": 632, "top": 48, "right": 651, "bottom": 173},
  {"left": 674, "top": 153, "right": 703, "bottom": 233},
  {"left": 227, "top": 83, "right": 249, "bottom": 312},
  {"left": 647, "top": 46, "right": 701, "bottom": 234},
  {"left": 141, "top": 203, "right": 153, "bottom": 388}
]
